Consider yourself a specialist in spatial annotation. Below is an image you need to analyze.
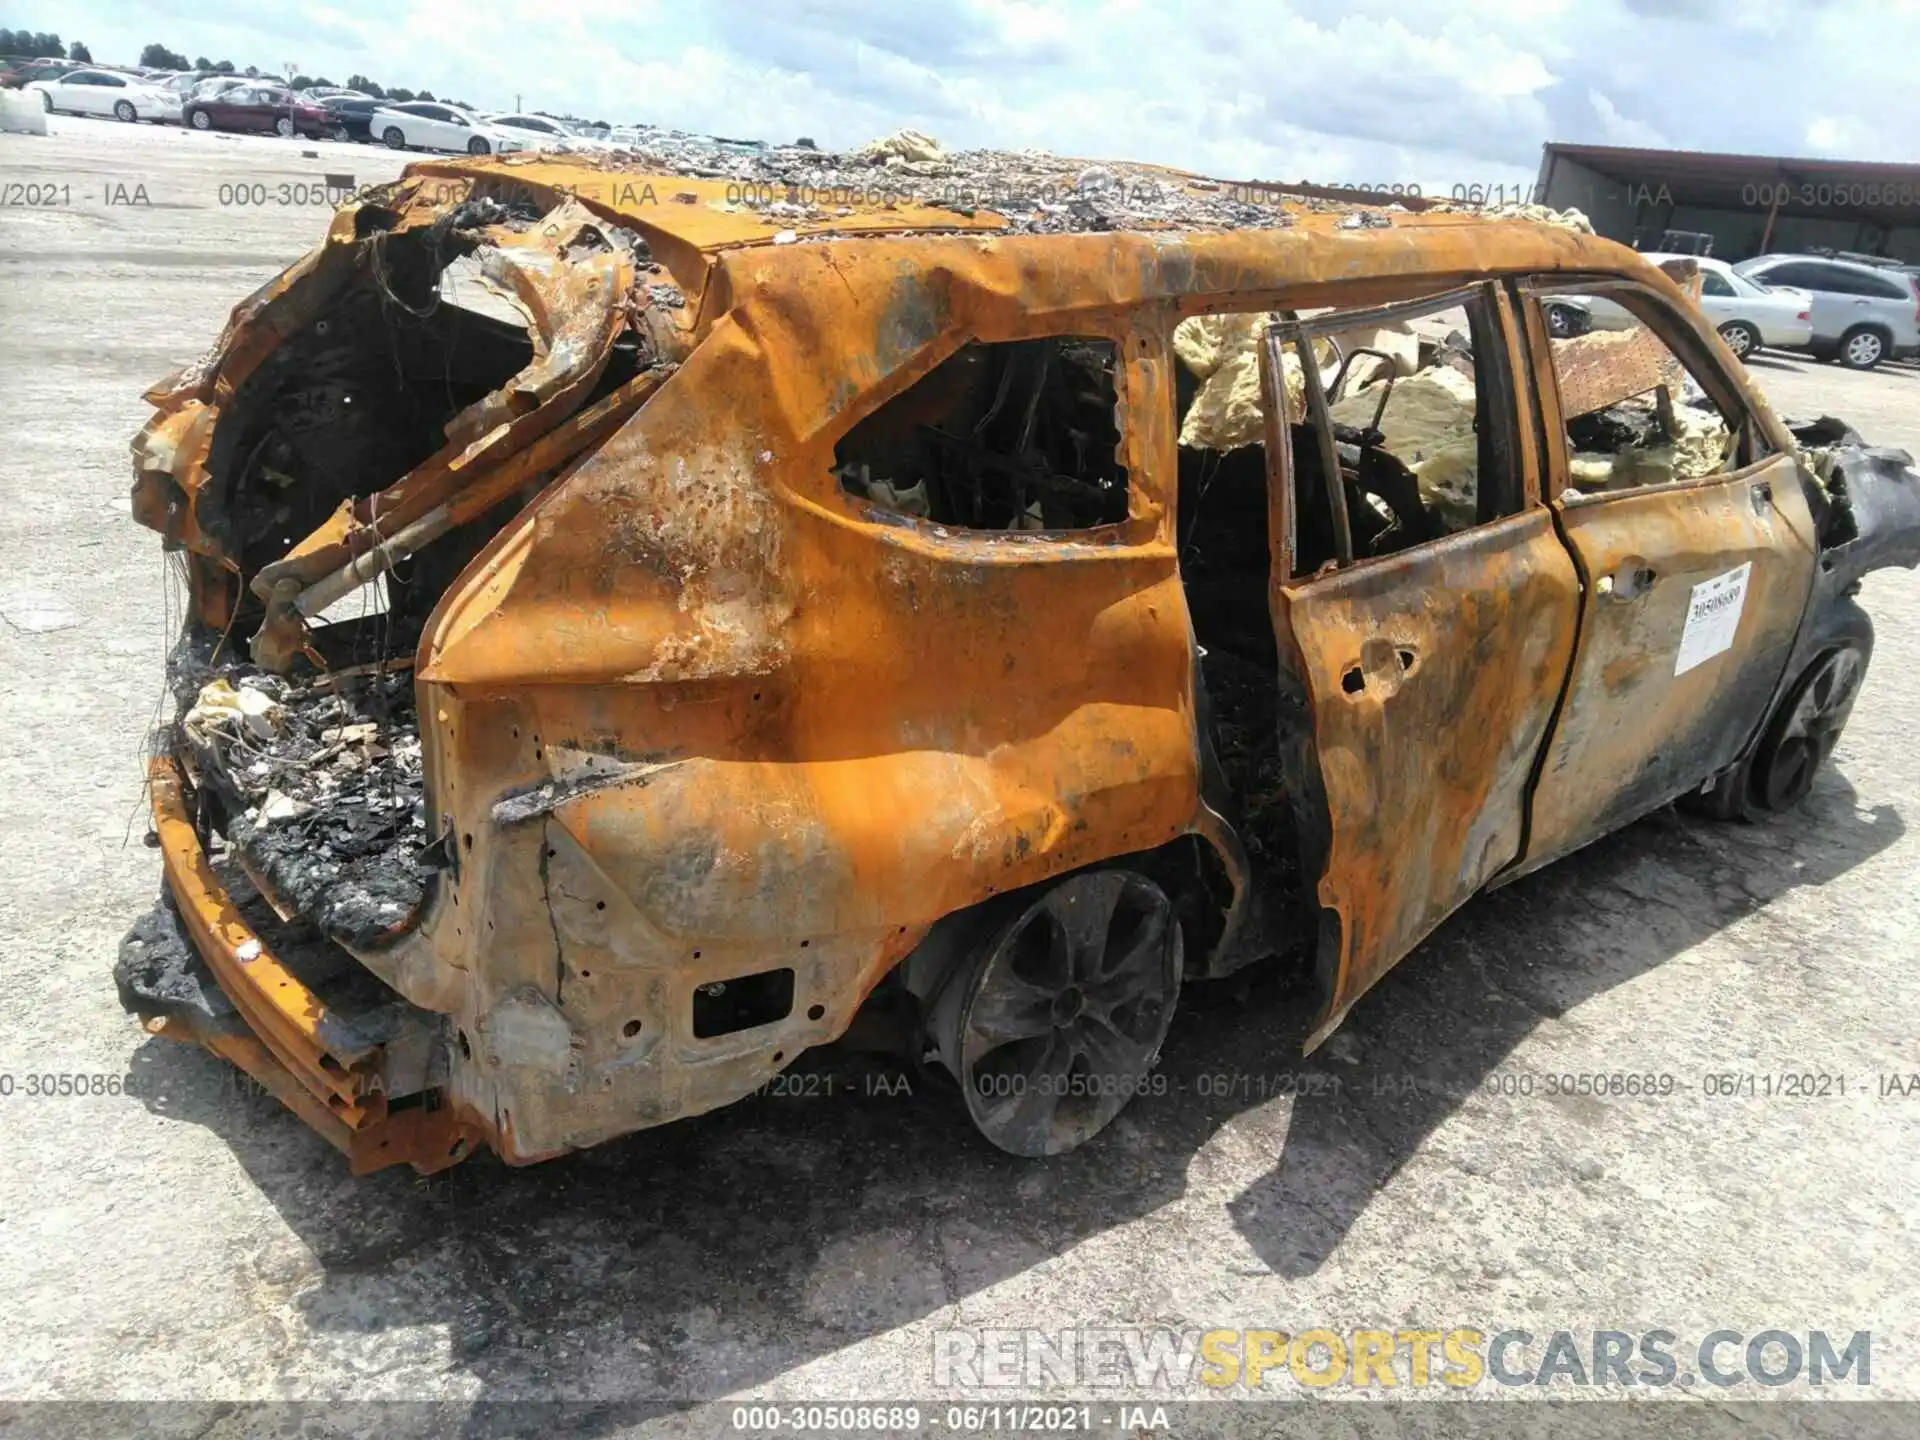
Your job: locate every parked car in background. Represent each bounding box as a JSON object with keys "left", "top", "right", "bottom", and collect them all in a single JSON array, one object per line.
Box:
[
  {"left": 184, "top": 84, "right": 331, "bottom": 139},
  {"left": 369, "top": 101, "right": 527, "bottom": 154},
  {"left": 0, "top": 57, "right": 73, "bottom": 88},
  {"left": 1649, "top": 254, "right": 1814, "bottom": 358},
  {"left": 1555, "top": 254, "right": 1813, "bottom": 359},
  {"left": 319, "top": 95, "right": 385, "bottom": 143},
  {"left": 1732, "top": 253, "right": 1920, "bottom": 369},
  {"left": 485, "top": 112, "right": 591, "bottom": 151},
  {"left": 302, "top": 85, "right": 369, "bottom": 102},
  {"left": 24, "top": 67, "right": 172, "bottom": 121}
]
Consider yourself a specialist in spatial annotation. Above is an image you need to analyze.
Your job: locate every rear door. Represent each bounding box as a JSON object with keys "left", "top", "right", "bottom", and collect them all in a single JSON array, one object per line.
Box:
[
  {"left": 1261, "top": 284, "right": 1582, "bottom": 1045},
  {"left": 1512, "top": 276, "right": 1817, "bottom": 871},
  {"left": 64, "top": 73, "right": 107, "bottom": 115},
  {"left": 219, "top": 87, "right": 261, "bottom": 130},
  {"left": 1768, "top": 261, "right": 1849, "bottom": 343}
]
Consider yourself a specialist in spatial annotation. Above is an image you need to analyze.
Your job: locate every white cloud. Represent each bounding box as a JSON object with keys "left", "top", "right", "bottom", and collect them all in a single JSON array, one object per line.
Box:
[{"left": 1588, "top": 89, "right": 1669, "bottom": 149}]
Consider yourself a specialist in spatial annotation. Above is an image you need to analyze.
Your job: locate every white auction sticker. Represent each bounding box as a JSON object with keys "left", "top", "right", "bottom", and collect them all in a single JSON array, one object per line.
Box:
[{"left": 1675, "top": 562, "right": 1751, "bottom": 676}]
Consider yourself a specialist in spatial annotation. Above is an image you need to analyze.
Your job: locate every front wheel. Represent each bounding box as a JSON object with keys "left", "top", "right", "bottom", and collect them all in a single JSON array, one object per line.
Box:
[
  {"left": 1750, "top": 637, "right": 1870, "bottom": 811},
  {"left": 1839, "top": 325, "right": 1888, "bottom": 370},
  {"left": 1684, "top": 601, "right": 1872, "bottom": 820},
  {"left": 382, "top": 126, "right": 406, "bottom": 149},
  {"left": 1717, "top": 320, "right": 1758, "bottom": 359},
  {"left": 929, "top": 869, "right": 1182, "bottom": 1157},
  {"left": 38, "top": 91, "right": 52, "bottom": 112},
  {"left": 1544, "top": 302, "right": 1579, "bottom": 339},
  {"left": 113, "top": 100, "right": 137, "bottom": 122},
  {"left": 274, "top": 115, "right": 294, "bottom": 138},
  {"left": 466, "top": 136, "right": 490, "bottom": 155}
]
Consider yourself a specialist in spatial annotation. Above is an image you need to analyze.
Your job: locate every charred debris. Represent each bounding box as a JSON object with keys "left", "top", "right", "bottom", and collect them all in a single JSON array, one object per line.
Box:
[{"left": 155, "top": 185, "right": 674, "bottom": 955}]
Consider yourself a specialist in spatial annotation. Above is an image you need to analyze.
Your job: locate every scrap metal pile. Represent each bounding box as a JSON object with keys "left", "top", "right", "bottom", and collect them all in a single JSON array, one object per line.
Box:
[{"left": 581, "top": 125, "right": 1301, "bottom": 233}]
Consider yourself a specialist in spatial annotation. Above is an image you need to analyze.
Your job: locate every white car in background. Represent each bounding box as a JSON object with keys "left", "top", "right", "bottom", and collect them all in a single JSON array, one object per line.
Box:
[
  {"left": 303, "top": 86, "right": 370, "bottom": 101},
  {"left": 1543, "top": 253, "right": 1814, "bottom": 360},
  {"left": 24, "top": 68, "right": 173, "bottom": 122},
  {"left": 369, "top": 101, "right": 528, "bottom": 155},
  {"left": 483, "top": 113, "right": 592, "bottom": 152}
]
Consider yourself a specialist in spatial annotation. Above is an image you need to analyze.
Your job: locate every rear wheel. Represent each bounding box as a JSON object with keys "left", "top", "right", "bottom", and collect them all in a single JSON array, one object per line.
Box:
[
  {"left": 1717, "top": 320, "right": 1758, "bottom": 359},
  {"left": 467, "top": 136, "right": 490, "bottom": 155},
  {"left": 330, "top": 124, "right": 351, "bottom": 142},
  {"left": 189, "top": 109, "right": 211, "bottom": 130},
  {"left": 1839, "top": 325, "right": 1888, "bottom": 370},
  {"left": 929, "top": 869, "right": 1181, "bottom": 1157},
  {"left": 382, "top": 126, "right": 406, "bottom": 149},
  {"left": 39, "top": 91, "right": 52, "bottom": 112},
  {"left": 114, "top": 100, "right": 137, "bottom": 122}
]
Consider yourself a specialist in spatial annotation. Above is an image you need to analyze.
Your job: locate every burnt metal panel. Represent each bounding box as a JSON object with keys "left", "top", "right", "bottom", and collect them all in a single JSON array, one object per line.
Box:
[
  {"left": 1276, "top": 508, "right": 1581, "bottom": 1045},
  {"left": 1518, "top": 452, "right": 1817, "bottom": 867}
]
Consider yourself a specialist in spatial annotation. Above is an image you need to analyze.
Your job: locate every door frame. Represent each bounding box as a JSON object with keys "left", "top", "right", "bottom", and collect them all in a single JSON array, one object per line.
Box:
[
  {"left": 1256, "top": 279, "right": 1582, "bottom": 1044},
  {"left": 1507, "top": 273, "right": 1822, "bottom": 870}
]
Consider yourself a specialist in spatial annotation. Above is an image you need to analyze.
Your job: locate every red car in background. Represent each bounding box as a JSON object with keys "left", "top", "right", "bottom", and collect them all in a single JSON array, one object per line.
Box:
[{"left": 182, "top": 83, "right": 328, "bottom": 138}]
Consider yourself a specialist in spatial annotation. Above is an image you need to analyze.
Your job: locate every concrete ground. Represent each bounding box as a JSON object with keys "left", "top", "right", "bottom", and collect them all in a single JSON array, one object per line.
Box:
[{"left": 1, "top": 118, "right": 1916, "bottom": 1437}]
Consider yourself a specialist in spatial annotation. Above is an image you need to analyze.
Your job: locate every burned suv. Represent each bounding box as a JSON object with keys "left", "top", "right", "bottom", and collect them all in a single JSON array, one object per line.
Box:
[{"left": 119, "top": 155, "right": 1920, "bottom": 1172}]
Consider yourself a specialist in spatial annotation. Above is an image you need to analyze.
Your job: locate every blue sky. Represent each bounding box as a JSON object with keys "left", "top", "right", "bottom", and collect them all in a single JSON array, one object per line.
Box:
[{"left": 13, "top": 0, "right": 1909, "bottom": 189}]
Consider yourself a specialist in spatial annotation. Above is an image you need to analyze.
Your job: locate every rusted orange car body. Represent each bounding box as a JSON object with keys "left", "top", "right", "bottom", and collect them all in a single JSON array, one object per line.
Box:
[{"left": 121, "top": 156, "right": 1920, "bottom": 1171}]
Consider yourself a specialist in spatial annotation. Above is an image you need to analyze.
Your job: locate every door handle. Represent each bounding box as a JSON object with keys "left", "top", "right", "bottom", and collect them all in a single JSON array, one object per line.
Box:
[{"left": 1599, "top": 563, "right": 1657, "bottom": 600}]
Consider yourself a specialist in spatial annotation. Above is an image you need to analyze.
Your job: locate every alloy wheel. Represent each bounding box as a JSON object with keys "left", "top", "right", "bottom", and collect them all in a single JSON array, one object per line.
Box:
[
  {"left": 942, "top": 870, "right": 1181, "bottom": 1157},
  {"left": 1754, "top": 647, "right": 1865, "bottom": 810},
  {"left": 1844, "top": 331, "right": 1885, "bottom": 368}
]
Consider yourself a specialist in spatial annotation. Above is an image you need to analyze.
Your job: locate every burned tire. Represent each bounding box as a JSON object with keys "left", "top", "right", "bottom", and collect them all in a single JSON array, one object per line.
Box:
[
  {"left": 1839, "top": 325, "right": 1888, "bottom": 370},
  {"left": 929, "top": 869, "right": 1181, "bottom": 1158},
  {"left": 1684, "top": 600, "right": 1873, "bottom": 820},
  {"left": 114, "top": 100, "right": 137, "bottom": 123},
  {"left": 467, "top": 136, "right": 490, "bottom": 155},
  {"left": 1718, "top": 320, "right": 1758, "bottom": 360},
  {"left": 382, "top": 126, "right": 406, "bottom": 149},
  {"left": 1750, "top": 620, "right": 1871, "bottom": 812}
]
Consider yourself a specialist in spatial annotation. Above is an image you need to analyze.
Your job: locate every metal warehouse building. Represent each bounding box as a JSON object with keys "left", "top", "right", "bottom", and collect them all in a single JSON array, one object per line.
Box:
[{"left": 1536, "top": 142, "right": 1920, "bottom": 263}]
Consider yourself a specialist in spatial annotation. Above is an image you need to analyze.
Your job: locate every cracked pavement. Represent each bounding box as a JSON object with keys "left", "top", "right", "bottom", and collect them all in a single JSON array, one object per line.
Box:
[{"left": 1, "top": 122, "right": 1916, "bottom": 1437}]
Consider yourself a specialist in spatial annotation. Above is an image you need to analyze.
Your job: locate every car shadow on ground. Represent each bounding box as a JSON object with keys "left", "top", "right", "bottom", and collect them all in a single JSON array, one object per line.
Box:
[{"left": 124, "top": 767, "right": 1900, "bottom": 1428}]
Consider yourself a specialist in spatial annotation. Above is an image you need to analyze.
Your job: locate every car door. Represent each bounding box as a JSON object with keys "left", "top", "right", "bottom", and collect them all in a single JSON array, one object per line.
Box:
[
  {"left": 441, "top": 109, "right": 476, "bottom": 150},
  {"left": 213, "top": 87, "right": 252, "bottom": 130},
  {"left": 92, "top": 74, "right": 130, "bottom": 116},
  {"left": 1512, "top": 276, "right": 1817, "bottom": 872},
  {"left": 1785, "top": 261, "right": 1851, "bottom": 343},
  {"left": 60, "top": 72, "right": 103, "bottom": 114},
  {"left": 418, "top": 105, "right": 458, "bottom": 150},
  {"left": 1258, "top": 283, "right": 1582, "bottom": 1045},
  {"left": 1695, "top": 269, "right": 1736, "bottom": 324}
]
